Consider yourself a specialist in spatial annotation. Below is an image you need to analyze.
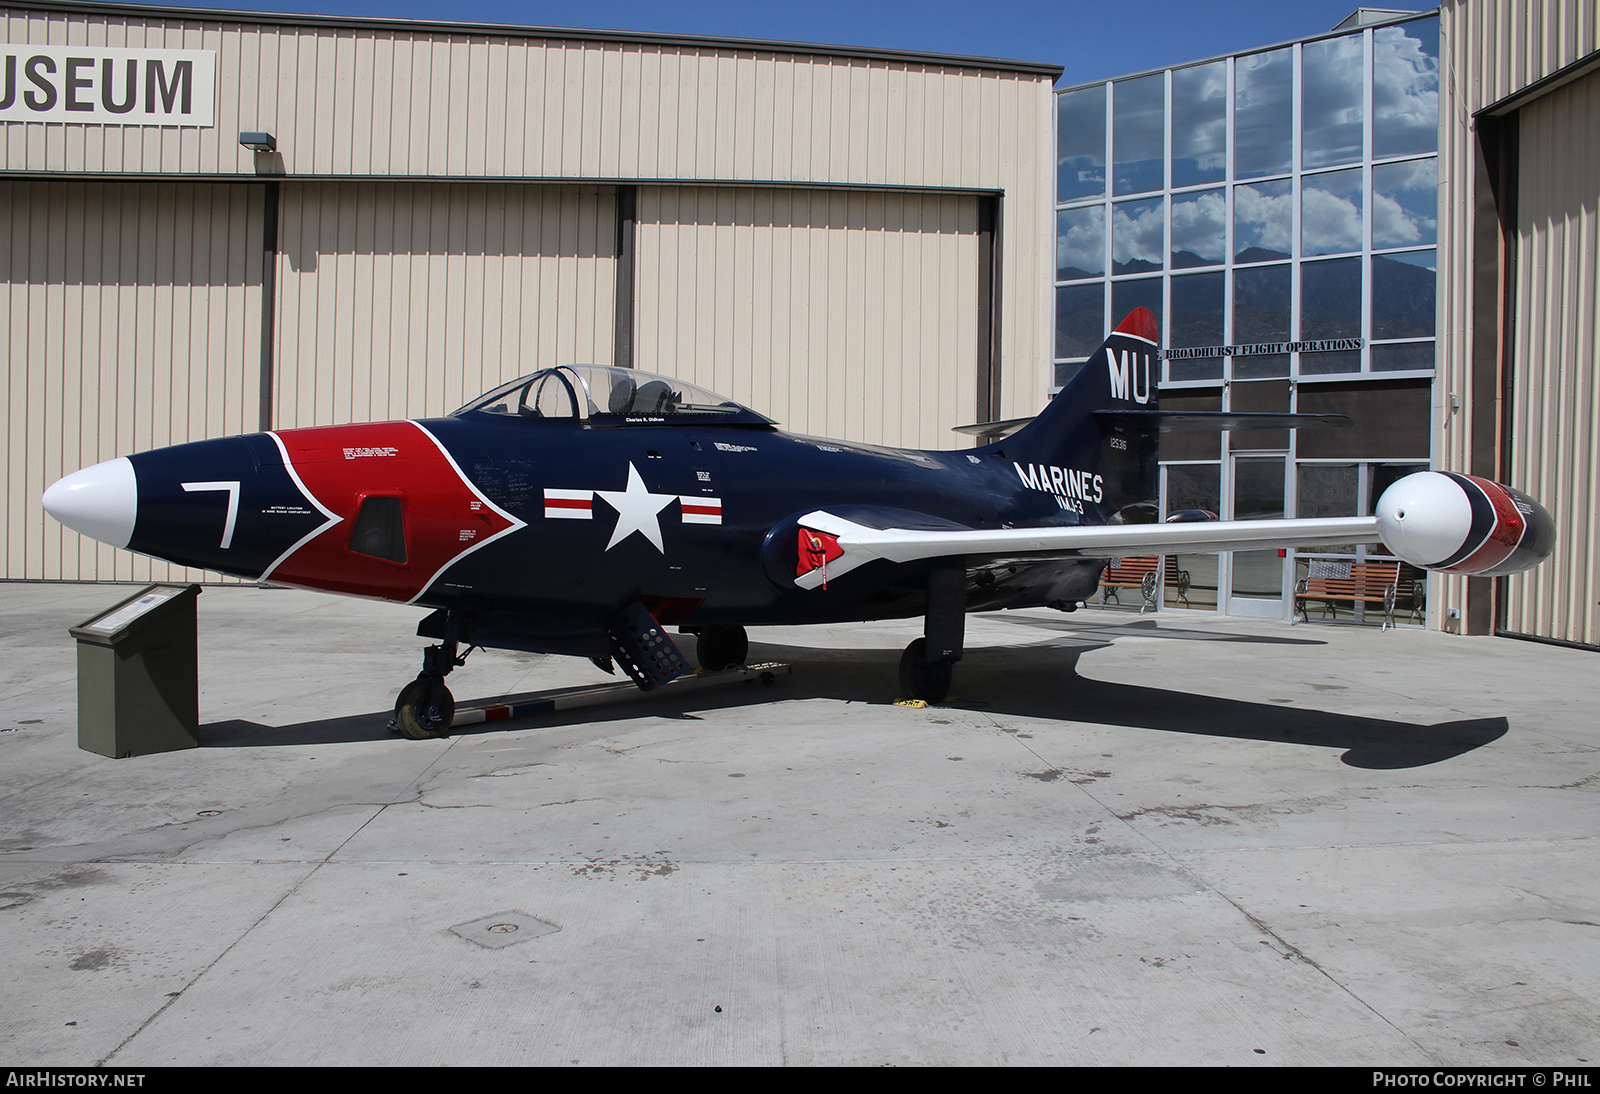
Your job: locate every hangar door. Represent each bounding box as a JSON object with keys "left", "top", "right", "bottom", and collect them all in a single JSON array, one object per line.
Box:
[
  {"left": 1503, "top": 67, "right": 1600, "bottom": 647},
  {"left": 0, "top": 180, "right": 264, "bottom": 582},
  {"left": 271, "top": 182, "right": 617, "bottom": 429},
  {"left": 633, "top": 187, "right": 981, "bottom": 450}
]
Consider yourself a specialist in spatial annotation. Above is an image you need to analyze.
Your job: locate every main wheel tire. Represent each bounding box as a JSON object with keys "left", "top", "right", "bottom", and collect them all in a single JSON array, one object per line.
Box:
[
  {"left": 696, "top": 625, "right": 749, "bottom": 672},
  {"left": 898, "top": 638, "right": 953, "bottom": 703},
  {"left": 395, "top": 675, "right": 455, "bottom": 740}
]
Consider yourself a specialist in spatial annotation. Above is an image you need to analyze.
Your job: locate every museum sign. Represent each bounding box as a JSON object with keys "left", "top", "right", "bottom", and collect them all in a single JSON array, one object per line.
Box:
[{"left": 0, "top": 45, "right": 216, "bottom": 126}]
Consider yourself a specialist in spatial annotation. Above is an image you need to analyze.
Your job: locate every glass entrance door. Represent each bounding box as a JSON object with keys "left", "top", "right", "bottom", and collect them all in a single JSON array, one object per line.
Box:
[{"left": 1224, "top": 453, "right": 1289, "bottom": 617}]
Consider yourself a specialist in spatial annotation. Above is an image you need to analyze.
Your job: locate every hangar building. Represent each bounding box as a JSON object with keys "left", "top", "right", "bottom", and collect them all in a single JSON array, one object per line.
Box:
[
  {"left": 5, "top": 0, "right": 1596, "bottom": 651},
  {"left": 1054, "top": 1, "right": 1598, "bottom": 648},
  {"left": 0, "top": 0, "right": 1058, "bottom": 584},
  {"left": 1436, "top": 0, "right": 1599, "bottom": 648}
]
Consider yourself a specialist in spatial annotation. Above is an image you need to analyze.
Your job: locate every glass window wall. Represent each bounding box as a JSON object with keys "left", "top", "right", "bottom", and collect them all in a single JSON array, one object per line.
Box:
[
  {"left": 1056, "top": 206, "right": 1106, "bottom": 280},
  {"left": 1054, "top": 14, "right": 1438, "bottom": 390},
  {"left": 1171, "top": 62, "right": 1227, "bottom": 188},
  {"left": 1302, "top": 168, "right": 1364, "bottom": 256},
  {"left": 1372, "top": 159, "right": 1438, "bottom": 248},
  {"left": 1234, "top": 47, "right": 1293, "bottom": 179},
  {"left": 1373, "top": 20, "right": 1439, "bottom": 159},
  {"left": 1171, "top": 189, "right": 1226, "bottom": 268},
  {"left": 1113, "top": 73, "right": 1166, "bottom": 196},
  {"left": 1112, "top": 197, "right": 1164, "bottom": 274},
  {"left": 1302, "top": 34, "right": 1365, "bottom": 169},
  {"left": 1233, "top": 264, "right": 1291, "bottom": 344},
  {"left": 1054, "top": 12, "right": 1439, "bottom": 621},
  {"left": 1234, "top": 179, "right": 1294, "bottom": 262},
  {"left": 1057, "top": 84, "right": 1107, "bottom": 202}
]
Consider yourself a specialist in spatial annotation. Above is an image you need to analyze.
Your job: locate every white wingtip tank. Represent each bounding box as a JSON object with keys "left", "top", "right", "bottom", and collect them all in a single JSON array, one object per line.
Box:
[{"left": 1375, "top": 471, "right": 1555, "bottom": 577}]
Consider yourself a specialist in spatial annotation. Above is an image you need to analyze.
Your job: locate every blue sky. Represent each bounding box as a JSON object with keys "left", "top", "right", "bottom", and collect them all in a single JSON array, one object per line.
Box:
[{"left": 147, "top": 0, "right": 1436, "bottom": 84}]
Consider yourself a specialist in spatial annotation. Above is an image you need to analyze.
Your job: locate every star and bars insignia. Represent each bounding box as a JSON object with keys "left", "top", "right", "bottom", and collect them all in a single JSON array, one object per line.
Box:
[{"left": 542, "top": 462, "right": 721, "bottom": 553}]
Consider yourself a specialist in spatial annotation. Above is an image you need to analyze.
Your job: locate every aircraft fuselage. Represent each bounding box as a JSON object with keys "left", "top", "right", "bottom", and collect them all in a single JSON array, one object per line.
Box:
[{"left": 119, "top": 413, "right": 1117, "bottom": 655}]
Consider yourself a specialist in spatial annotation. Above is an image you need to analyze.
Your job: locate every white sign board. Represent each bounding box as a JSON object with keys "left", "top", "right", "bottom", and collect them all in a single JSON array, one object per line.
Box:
[
  {"left": 0, "top": 46, "right": 216, "bottom": 127},
  {"left": 77, "top": 588, "right": 179, "bottom": 637}
]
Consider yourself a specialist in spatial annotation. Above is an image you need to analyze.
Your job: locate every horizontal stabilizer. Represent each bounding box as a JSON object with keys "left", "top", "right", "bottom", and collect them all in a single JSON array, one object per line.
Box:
[
  {"left": 955, "top": 411, "right": 1350, "bottom": 438},
  {"left": 950, "top": 416, "right": 1032, "bottom": 438}
]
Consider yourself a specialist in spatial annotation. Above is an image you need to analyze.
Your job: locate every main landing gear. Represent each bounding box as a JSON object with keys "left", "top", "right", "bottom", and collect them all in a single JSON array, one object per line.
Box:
[
  {"left": 393, "top": 613, "right": 468, "bottom": 740},
  {"left": 899, "top": 567, "right": 965, "bottom": 703}
]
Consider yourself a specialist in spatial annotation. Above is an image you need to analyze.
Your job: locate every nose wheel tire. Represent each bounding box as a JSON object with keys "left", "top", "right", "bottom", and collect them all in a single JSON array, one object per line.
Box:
[
  {"left": 395, "top": 675, "right": 455, "bottom": 739},
  {"left": 696, "top": 625, "right": 749, "bottom": 672},
  {"left": 898, "top": 638, "right": 952, "bottom": 703}
]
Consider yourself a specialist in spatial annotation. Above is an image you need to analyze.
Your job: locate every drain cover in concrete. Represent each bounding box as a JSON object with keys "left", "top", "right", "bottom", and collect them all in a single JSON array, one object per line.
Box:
[{"left": 450, "top": 911, "right": 561, "bottom": 949}]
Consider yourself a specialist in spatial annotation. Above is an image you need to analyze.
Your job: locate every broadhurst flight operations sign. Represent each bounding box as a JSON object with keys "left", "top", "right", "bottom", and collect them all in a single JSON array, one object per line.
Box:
[
  {"left": 1165, "top": 338, "right": 1364, "bottom": 360},
  {"left": 0, "top": 45, "right": 216, "bottom": 126}
]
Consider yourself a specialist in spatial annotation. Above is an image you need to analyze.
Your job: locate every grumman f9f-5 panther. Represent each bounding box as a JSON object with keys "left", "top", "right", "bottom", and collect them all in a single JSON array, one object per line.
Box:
[{"left": 43, "top": 310, "right": 1555, "bottom": 738}]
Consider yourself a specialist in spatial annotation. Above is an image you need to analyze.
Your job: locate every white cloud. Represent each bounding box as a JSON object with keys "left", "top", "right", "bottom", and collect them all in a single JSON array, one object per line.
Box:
[
  {"left": 1056, "top": 208, "right": 1104, "bottom": 276},
  {"left": 1374, "top": 25, "right": 1440, "bottom": 155},
  {"left": 1234, "top": 183, "right": 1293, "bottom": 255},
  {"left": 1301, "top": 184, "right": 1362, "bottom": 255},
  {"left": 1170, "top": 191, "right": 1226, "bottom": 262},
  {"left": 1112, "top": 200, "right": 1164, "bottom": 268},
  {"left": 1373, "top": 192, "right": 1441, "bottom": 250}
]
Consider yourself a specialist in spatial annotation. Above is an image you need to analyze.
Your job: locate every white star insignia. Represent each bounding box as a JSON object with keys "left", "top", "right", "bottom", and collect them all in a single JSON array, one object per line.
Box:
[{"left": 596, "top": 462, "right": 676, "bottom": 552}]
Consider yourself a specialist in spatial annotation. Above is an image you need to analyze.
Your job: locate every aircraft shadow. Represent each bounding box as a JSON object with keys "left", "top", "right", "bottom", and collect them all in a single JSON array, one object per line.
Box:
[{"left": 200, "top": 635, "right": 1505, "bottom": 770}]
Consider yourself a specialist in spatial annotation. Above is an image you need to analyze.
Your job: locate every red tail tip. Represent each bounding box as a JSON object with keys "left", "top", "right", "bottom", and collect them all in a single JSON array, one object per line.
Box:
[{"left": 1114, "top": 307, "right": 1159, "bottom": 344}]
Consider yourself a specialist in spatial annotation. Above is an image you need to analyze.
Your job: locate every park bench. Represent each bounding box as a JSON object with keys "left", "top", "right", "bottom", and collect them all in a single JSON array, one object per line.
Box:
[
  {"left": 1099, "top": 556, "right": 1191, "bottom": 612},
  {"left": 1294, "top": 559, "right": 1403, "bottom": 629}
]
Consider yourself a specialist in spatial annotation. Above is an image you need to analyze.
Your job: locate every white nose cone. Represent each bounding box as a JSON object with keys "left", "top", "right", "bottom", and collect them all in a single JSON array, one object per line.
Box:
[
  {"left": 42, "top": 458, "right": 137, "bottom": 549},
  {"left": 1374, "top": 471, "right": 1471, "bottom": 568}
]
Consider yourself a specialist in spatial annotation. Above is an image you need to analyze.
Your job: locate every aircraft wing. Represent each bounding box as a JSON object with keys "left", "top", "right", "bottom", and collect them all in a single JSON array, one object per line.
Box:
[{"left": 792, "top": 510, "right": 1380, "bottom": 590}]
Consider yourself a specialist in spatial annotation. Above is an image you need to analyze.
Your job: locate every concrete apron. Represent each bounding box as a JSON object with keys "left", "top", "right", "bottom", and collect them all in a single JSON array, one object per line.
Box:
[{"left": 1, "top": 583, "right": 1595, "bottom": 1066}]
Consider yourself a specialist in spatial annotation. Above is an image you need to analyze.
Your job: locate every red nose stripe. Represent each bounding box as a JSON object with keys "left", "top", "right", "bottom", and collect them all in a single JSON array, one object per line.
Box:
[{"left": 264, "top": 421, "right": 522, "bottom": 602}]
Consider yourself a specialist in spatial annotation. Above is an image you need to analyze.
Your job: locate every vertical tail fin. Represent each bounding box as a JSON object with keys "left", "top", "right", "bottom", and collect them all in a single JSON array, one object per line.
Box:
[{"left": 990, "top": 309, "right": 1160, "bottom": 521}]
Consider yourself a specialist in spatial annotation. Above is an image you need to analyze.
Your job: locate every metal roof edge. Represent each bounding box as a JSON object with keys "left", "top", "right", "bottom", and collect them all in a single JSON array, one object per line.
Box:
[
  {"left": 1474, "top": 46, "right": 1600, "bottom": 118},
  {"left": 1, "top": 0, "right": 1065, "bottom": 79},
  {"left": 1054, "top": 6, "right": 1437, "bottom": 93}
]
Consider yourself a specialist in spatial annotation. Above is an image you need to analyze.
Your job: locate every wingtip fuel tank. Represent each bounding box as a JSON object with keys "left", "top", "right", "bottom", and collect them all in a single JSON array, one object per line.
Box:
[{"left": 1375, "top": 471, "right": 1556, "bottom": 577}]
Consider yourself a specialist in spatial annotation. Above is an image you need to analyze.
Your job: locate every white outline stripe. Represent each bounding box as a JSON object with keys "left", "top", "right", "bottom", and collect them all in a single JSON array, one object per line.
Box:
[
  {"left": 258, "top": 432, "right": 343, "bottom": 583},
  {"left": 407, "top": 421, "right": 529, "bottom": 603}
]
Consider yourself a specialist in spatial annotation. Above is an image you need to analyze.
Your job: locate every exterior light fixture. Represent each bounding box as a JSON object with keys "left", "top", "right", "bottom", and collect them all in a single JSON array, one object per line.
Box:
[{"left": 239, "top": 131, "right": 276, "bottom": 153}]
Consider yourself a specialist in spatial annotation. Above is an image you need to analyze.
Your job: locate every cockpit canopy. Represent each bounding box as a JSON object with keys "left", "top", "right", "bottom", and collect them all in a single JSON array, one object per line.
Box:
[{"left": 453, "top": 365, "right": 775, "bottom": 427}]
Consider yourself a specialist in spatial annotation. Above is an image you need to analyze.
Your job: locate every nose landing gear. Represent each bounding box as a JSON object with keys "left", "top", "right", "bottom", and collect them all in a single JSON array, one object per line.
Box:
[
  {"left": 392, "top": 612, "right": 469, "bottom": 739},
  {"left": 394, "top": 674, "right": 456, "bottom": 739}
]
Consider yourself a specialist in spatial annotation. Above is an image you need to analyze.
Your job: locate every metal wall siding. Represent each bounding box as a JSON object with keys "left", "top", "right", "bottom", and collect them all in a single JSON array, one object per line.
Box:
[
  {"left": 1, "top": 179, "right": 260, "bottom": 581},
  {"left": 1438, "top": 0, "right": 1600, "bottom": 640},
  {"left": 633, "top": 186, "right": 979, "bottom": 449},
  {"left": 1505, "top": 69, "right": 1600, "bottom": 645},
  {"left": 271, "top": 182, "right": 616, "bottom": 429},
  {"left": 1, "top": 10, "right": 1049, "bottom": 192},
  {"left": 3, "top": 7, "right": 1055, "bottom": 577}
]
